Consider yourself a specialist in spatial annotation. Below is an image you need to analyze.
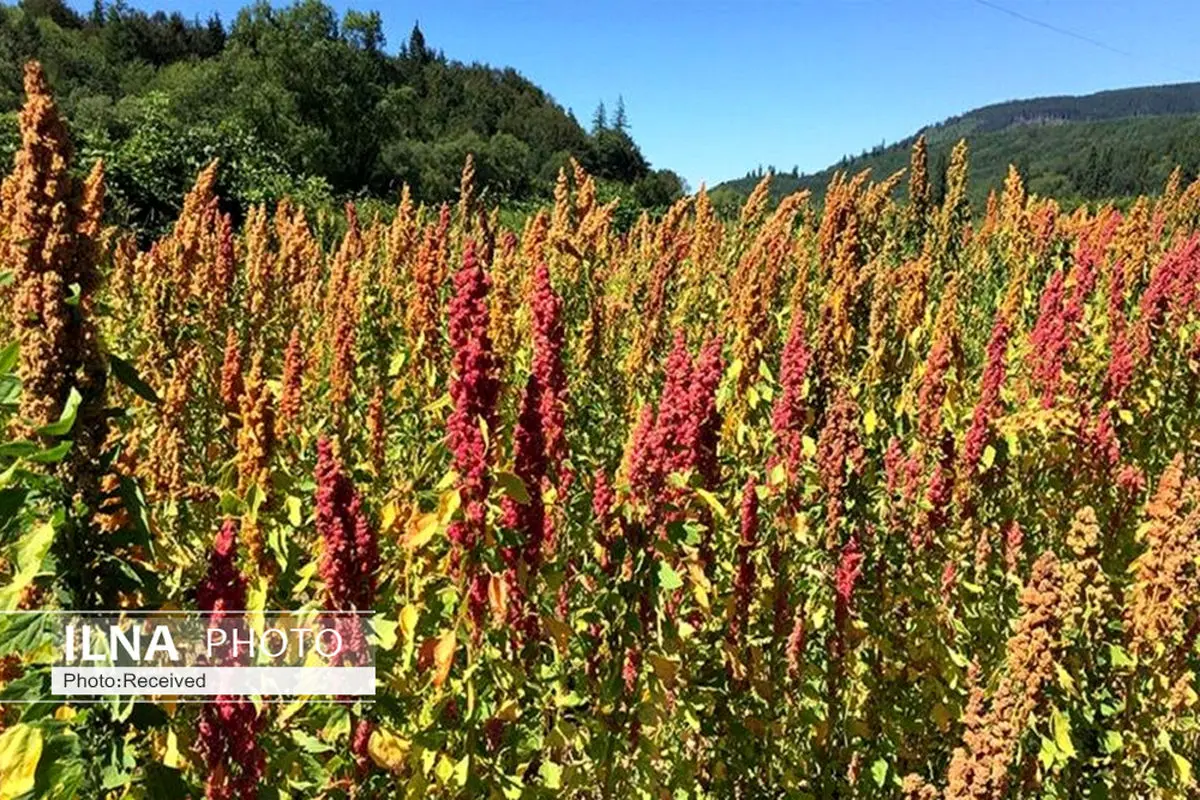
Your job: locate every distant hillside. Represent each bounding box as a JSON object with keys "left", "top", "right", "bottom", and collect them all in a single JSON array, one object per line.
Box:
[{"left": 716, "top": 82, "right": 1200, "bottom": 209}]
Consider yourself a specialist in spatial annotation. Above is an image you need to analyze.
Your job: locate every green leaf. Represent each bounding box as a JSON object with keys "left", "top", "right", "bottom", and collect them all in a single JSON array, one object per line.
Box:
[
  {"left": 871, "top": 758, "right": 888, "bottom": 787},
  {"left": 36, "top": 389, "right": 81, "bottom": 437},
  {"left": 1038, "top": 736, "right": 1057, "bottom": 770},
  {"left": 27, "top": 440, "right": 72, "bottom": 464},
  {"left": 1052, "top": 707, "right": 1076, "bottom": 760},
  {"left": 1109, "top": 644, "right": 1135, "bottom": 669},
  {"left": 0, "top": 441, "right": 38, "bottom": 459},
  {"left": 118, "top": 476, "right": 155, "bottom": 558},
  {"left": 658, "top": 562, "right": 683, "bottom": 591},
  {"left": 370, "top": 617, "right": 399, "bottom": 651},
  {"left": 290, "top": 730, "right": 333, "bottom": 754},
  {"left": 0, "top": 612, "right": 52, "bottom": 657},
  {"left": 539, "top": 760, "right": 562, "bottom": 790},
  {"left": 981, "top": 444, "right": 996, "bottom": 471},
  {"left": 140, "top": 763, "right": 188, "bottom": 800},
  {"left": 1103, "top": 730, "right": 1123, "bottom": 754},
  {"left": 0, "top": 342, "right": 18, "bottom": 375},
  {"left": 33, "top": 731, "right": 84, "bottom": 800},
  {"left": 495, "top": 471, "right": 530, "bottom": 505},
  {"left": 109, "top": 355, "right": 159, "bottom": 405},
  {"left": 801, "top": 436, "right": 817, "bottom": 458},
  {"left": 0, "top": 488, "right": 28, "bottom": 532},
  {"left": 0, "top": 376, "right": 21, "bottom": 406}
]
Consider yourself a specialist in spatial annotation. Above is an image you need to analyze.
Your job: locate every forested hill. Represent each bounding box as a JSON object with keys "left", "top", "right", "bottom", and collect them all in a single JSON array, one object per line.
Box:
[
  {"left": 0, "top": 0, "right": 684, "bottom": 233},
  {"left": 715, "top": 81, "right": 1200, "bottom": 210}
]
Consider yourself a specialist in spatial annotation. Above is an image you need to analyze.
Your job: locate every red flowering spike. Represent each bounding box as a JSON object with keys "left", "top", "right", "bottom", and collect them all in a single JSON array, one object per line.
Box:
[
  {"left": 530, "top": 262, "right": 568, "bottom": 481},
  {"left": 772, "top": 310, "right": 812, "bottom": 476},
  {"left": 446, "top": 240, "right": 499, "bottom": 632},
  {"left": 196, "top": 521, "right": 264, "bottom": 800}
]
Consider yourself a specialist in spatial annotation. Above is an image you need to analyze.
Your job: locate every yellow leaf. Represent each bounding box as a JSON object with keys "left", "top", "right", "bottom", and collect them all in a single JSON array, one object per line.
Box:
[
  {"left": 433, "top": 630, "right": 456, "bottom": 688},
  {"left": 278, "top": 697, "right": 309, "bottom": 724},
  {"left": 694, "top": 488, "right": 728, "bottom": 521},
  {"left": 163, "top": 728, "right": 180, "bottom": 768},
  {"left": 863, "top": 408, "right": 877, "bottom": 435},
  {"left": 0, "top": 522, "right": 54, "bottom": 611},
  {"left": 437, "top": 489, "right": 461, "bottom": 522},
  {"left": 488, "top": 574, "right": 508, "bottom": 622},
  {"left": 403, "top": 512, "right": 440, "bottom": 551},
  {"left": 0, "top": 724, "right": 42, "bottom": 800},
  {"left": 768, "top": 463, "right": 787, "bottom": 487},
  {"left": 801, "top": 436, "right": 817, "bottom": 458},
  {"left": 435, "top": 469, "right": 459, "bottom": 491},
  {"left": 1172, "top": 751, "right": 1194, "bottom": 786},
  {"left": 400, "top": 604, "right": 419, "bottom": 641},
  {"left": 380, "top": 500, "right": 401, "bottom": 535},
  {"left": 368, "top": 727, "right": 410, "bottom": 773}
]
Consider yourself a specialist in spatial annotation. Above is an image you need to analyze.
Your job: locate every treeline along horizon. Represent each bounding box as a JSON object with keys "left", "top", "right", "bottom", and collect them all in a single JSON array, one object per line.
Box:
[{"left": 0, "top": 0, "right": 686, "bottom": 237}]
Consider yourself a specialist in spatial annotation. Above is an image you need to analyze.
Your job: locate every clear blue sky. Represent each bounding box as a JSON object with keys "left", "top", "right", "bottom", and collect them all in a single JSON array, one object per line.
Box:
[{"left": 77, "top": 0, "right": 1200, "bottom": 189}]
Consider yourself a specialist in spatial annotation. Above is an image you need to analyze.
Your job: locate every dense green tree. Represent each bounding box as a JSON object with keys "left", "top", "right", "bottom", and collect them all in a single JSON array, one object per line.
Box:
[
  {"left": 0, "top": 0, "right": 671, "bottom": 233},
  {"left": 632, "top": 167, "right": 685, "bottom": 209}
]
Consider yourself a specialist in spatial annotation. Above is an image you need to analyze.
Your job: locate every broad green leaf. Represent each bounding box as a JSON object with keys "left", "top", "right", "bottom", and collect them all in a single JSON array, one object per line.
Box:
[
  {"left": 0, "top": 342, "right": 17, "bottom": 375},
  {"left": 35, "top": 388, "right": 81, "bottom": 437},
  {"left": 1038, "top": 736, "right": 1057, "bottom": 770},
  {"left": 371, "top": 617, "right": 399, "bottom": 651},
  {"left": 27, "top": 440, "right": 72, "bottom": 464},
  {"left": 0, "top": 441, "right": 38, "bottom": 459},
  {"left": 1052, "top": 707, "right": 1076, "bottom": 759},
  {"left": 118, "top": 476, "right": 154, "bottom": 558},
  {"left": 981, "top": 444, "right": 996, "bottom": 471},
  {"left": 658, "top": 562, "right": 683, "bottom": 591},
  {"left": 1109, "top": 644, "right": 1135, "bottom": 669},
  {"left": 871, "top": 758, "right": 888, "bottom": 787},
  {"left": 109, "top": 355, "right": 159, "bottom": 404},
  {"left": 540, "top": 760, "right": 562, "bottom": 789},
  {"left": 0, "top": 612, "right": 52, "bottom": 656}
]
